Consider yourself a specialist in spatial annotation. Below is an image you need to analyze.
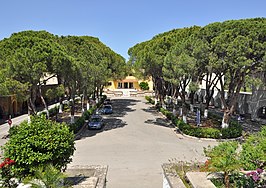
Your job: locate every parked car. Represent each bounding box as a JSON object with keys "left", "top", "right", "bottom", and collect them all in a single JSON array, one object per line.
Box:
[
  {"left": 104, "top": 98, "right": 112, "bottom": 105},
  {"left": 101, "top": 105, "right": 113, "bottom": 114},
  {"left": 88, "top": 115, "right": 104, "bottom": 129}
]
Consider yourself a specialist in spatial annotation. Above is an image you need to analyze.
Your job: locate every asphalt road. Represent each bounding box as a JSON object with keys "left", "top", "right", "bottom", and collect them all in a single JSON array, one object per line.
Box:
[{"left": 70, "top": 97, "right": 218, "bottom": 188}]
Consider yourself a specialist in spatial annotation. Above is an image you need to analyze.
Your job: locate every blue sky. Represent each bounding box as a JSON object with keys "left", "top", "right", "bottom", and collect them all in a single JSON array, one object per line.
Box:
[{"left": 0, "top": 0, "right": 265, "bottom": 60}]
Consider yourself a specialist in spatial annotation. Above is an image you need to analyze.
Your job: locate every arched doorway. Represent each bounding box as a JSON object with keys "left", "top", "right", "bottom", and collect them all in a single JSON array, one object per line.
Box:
[{"left": 257, "top": 106, "right": 266, "bottom": 119}]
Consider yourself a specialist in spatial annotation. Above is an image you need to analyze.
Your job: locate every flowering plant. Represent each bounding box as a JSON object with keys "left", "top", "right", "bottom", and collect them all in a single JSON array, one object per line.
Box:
[
  {"left": 0, "top": 158, "right": 17, "bottom": 188},
  {"left": 243, "top": 168, "right": 266, "bottom": 187}
]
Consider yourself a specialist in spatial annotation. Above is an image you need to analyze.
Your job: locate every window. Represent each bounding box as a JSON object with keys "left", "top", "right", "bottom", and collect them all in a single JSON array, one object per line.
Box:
[
  {"left": 107, "top": 82, "right": 112, "bottom": 86},
  {"left": 129, "top": 82, "right": 133, "bottom": 89},
  {"left": 124, "top": 82, "right": 128, "bottom": 89},
  {"left": 118, "top": 82, "right": 123, "bottom": 88}
]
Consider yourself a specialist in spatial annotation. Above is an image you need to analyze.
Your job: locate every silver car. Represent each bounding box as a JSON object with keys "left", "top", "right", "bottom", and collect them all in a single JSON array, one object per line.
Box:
[{"left": 88, "top": 115, "right": 104, "bottom": 130}]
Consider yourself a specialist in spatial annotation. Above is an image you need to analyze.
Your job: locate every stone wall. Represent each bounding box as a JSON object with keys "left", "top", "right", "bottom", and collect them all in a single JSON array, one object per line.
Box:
[{"left": 197, "top": 88, "right": 266, "bottom": 120}]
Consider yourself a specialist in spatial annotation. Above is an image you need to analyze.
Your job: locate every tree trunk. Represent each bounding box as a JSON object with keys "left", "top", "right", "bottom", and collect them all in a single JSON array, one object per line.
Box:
[
  {"left": 224, "top": 172, "right": 230, "bottom": 188},
  {"left": 222, "top": 108, "right": 230, "bottom": 128},
  {"left": 70, "top": 103, "right": 75, "bottom": 124},
  {"left": 100, "top": 85, "right": 104, "bottom": 96},
  {"left": 59, "top": 97, "right": 63, "bottom": 113},
  {"left": 182, "top": 103, "right": 188, "bottom": 123},
  {"left": 190, "top": 104, "right": 194, "bottom": 112},
  {"left": 29, "top": 87, "right": 37, "bottom": 115},
  {"left": 173, "top": 108, "right": 177, "bottom": 116},
  {"left": 154, "top": 98, "right": 158, "bottom": 105},
  {"left": 27, "top": 105, "right": 31, "bottom": 124},
  {"left": 182, "top": 114, "right": 187, "bottom": 123},
  {"left": 204, "top": 108, "right": 208, "bottom": 118},
  {"left": 39, "top": 85, "right": 49, "bottom": 119},
  {"left": 81, "top": 90, "right": 85, "bottom": 113},
  {"left": 96, "top": 86, "right": 99, "bottom": 100}
]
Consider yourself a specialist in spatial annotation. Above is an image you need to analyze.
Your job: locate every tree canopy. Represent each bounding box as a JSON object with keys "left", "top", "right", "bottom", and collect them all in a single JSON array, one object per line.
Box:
[
  {"left": 0, "top": 30, "right": 127, "bottom": 115},
  {"left": 128, "top": 18, "right": 266, "bottom": 125}
]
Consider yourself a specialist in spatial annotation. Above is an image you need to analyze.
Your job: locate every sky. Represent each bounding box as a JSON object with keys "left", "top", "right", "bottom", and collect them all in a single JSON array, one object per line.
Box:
[{"left": 0, "top": 0, "right": 265, "bottom": 60}]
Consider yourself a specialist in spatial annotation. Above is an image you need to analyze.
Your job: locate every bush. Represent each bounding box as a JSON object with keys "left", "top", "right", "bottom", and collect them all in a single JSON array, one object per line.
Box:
[
  {"left": 139, "top": 82, "right": 149, "bottom": 90},
  {"left": 175, "top": 117, "right": 242, "bottom": 139},
  {"left": 208, "top": 112, "right": 223, "bottom": 121},
  {"left": 240, "top": 126, "right": 266, "bottom": 170},
  {"left": 160, "top": 108, "right": 173, "bottom": 120},
  {"left": 83, "top": 110, "right": 90, "bottom": 120},
  {"left": 0, "top": 158, "right": 17, "bottom": 188},
  {"left": 48, "top": 106, "right": 59, "bottom": 116},
  {"left": 2, "top": 116, "right": 75, "bottom": 178},
  {"left": 69, "top": 116, "right": 85, "bottom": 134},
  {"left": 157, "top": 105, "right": 242, "bottom": 139},
  {"left": 23, "top": 164, "right": 66, "bottom": 188},
  {"left": 69, "top": 106, "right": 97, "bottom": 134},
  {"left": 204, "top": 141, "right": 241, "bottom": 188},
  {"left": 221, "top": 121, "right": 242, "bottom": 139},
  {"left": 145, "top": 96, "right": 155, "bottom": 104}
]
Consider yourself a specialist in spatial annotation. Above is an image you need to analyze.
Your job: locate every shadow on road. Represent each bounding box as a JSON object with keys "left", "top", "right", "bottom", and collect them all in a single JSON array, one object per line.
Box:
[
  {"left": 145, "top": 118, "right": 174, "bottom": 128},
  {"left": 76, "top": 98, "right": 139, "bottom": 139},
  {"left": 142, "top": 106, "right": 158, "bottom": 115},
  {"left": 106, "top": 99, "right": 140, "bottom": 117},
  {"left": 142, "top": 105, "right": 174, "bottom": 128}
]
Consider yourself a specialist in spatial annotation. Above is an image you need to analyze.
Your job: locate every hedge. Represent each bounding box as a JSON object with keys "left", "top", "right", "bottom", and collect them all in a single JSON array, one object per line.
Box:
[
  {"left": 145, "top": 96, "right": 155, "bottom": 105},
  {"left": 159, "top": 107, "right": 243, "bottom": 139},
  {"left": 68, "top": 95, "right": 106, "bottom": 134},
  {"left": 176, "top": 117, "right": 242, "bottom": 139},
  {"left": 69, "top": 106, "right": 98, "bottom": 134}
]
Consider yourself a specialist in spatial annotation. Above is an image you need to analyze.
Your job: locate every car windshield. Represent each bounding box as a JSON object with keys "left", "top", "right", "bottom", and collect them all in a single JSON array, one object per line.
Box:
[
  {"left": 104, "top": 106, "right": 112, "bottom": 109},
  {"left": 91, "top": 118, "right": 101, "bottom": 122}
]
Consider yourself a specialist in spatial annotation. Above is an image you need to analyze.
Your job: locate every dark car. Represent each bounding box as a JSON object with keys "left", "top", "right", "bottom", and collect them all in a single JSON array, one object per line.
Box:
[
  {"left": 88, "top": 115, "right": 104, "bottom": 129},
  {"left": 101, "top": 105, "right": 113, "bottom": 114},
  {"left": 103, "top": 98, "right": 112, "bottom": 105}
]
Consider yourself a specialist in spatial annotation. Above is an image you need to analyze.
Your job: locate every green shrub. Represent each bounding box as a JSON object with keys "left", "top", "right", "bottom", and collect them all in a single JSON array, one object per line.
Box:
[
  {"left": 83, "top": 110, "right": 90, "bottom": 120},
  {"left": 2, "top": 116, "right": 75, "bottom": 178},
  {"left": 240, "top": 126, "right": 266, "bottom": 170},
  {"left": 158, "top": 106, "right": 242, "bottom": 139},
  {"left": 204, "top": 141, "right": 241, "bottom": 188},
  {"left": 160, "top": 108, "right": 173, "bottom": 120},
  {"left": 69, "top": 106, "right": 97, "bottom": 134},
  {"left": 23, "top": 164, "right": 66, "bottom": 188},
  {"left": 174, "top": 117, "right": 242, "bottom": 139},
  {"left": 139, "top": 82, "right": 149, "bottom": 90},
  {"left": 145, "top": 96, "right": 155, "bottom": 104},
  {"left": 69, "top": 116, "right": 85, "bottom": 134},
  {"left": 87, "top": 106, "right": 96, "bottom": 115},
  {"left": 208, "top": 112, "right": 223, "bottom": 121},
  {"left": 48, "top": 106, "right": 59, "bottom": 116},
  {"left": 145, "top": 96, "right": 151, "bottom": 101},
  {"left": 221, "top": 121, "right": 242, "bottom": 139},
  {"left": 202, "top": 128, "right": 221, "bottom": 138}
]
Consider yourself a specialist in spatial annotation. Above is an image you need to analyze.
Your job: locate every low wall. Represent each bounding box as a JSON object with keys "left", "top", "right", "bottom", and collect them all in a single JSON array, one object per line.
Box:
[{"left": 65, "top": 165, "right": 108, "bottom": 188}]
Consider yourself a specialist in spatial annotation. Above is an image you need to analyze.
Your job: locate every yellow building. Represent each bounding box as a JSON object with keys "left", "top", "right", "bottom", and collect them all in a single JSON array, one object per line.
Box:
[{"left": 106, "top": 76, "right": 153, "bottom": 91}]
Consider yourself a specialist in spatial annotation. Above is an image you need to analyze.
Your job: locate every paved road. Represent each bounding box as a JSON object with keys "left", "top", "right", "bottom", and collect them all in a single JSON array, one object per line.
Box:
[{"left": 70, "top": 97, "right": 218, "bottom": 188}]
